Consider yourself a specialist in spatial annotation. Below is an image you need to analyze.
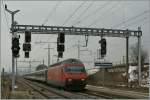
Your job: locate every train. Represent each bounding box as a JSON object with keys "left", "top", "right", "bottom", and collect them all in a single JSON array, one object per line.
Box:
[{"left": 24, "top": 58, "right": 88, "bottom": 91}]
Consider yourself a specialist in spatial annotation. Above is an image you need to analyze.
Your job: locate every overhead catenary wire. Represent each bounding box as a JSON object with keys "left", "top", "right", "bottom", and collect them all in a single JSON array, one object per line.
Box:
[
  {"left": 42, "top": 1, "right": 61, "bottom": 25},
  {"left": 72, "top": 1, "right": 94, "bottom": 26},
  {"left": 62, "top": 1, "right": 87, "bottom": 53},
  {"left": 122, "top": 16, "right": 147, "bottom": 29},
  {"left": 32, "top": 1, "right": 61, "bottom": 59},
  {"left": 73, "top": 1, "right": 111, "bottom": 26},
  {"left": 112, "top": 10, "right": 149, "bottom": 28},
  {"left": 88, "top": 1, "right": 121, "bottom": 27},
  {"left": 66, "top": 1, "right": 110, "bottom": 56},
  {"left": 62, "top": 1, "right": 87, "bottom": 26}
]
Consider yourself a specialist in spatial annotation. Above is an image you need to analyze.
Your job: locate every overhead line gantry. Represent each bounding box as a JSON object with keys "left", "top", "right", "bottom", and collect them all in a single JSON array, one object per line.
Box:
[{"left": 13, "top": 25, "right": 142, "bottom": 37}]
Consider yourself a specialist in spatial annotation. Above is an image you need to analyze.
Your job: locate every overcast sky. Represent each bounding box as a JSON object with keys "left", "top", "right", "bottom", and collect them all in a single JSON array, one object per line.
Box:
[{"left": 1, "top": 0, "right": 150, "bottom": 73}]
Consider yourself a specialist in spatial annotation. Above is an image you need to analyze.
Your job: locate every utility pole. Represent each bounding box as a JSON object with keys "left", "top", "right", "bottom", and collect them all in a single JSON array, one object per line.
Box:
[
  {"left": 29, "top": 60, "right": 31, "bottom": 72},
  {"left": 35, "top": 41, "right": 56, "bottom": 66},
  {"left": 123, "top": 56, "right": 125, "bottom": 64},
  {"left": 43, "top": 59, "right": 44, "bottom": 65},
  {"left": 45, "top": 44, "right": 54, "bottom": 66},
  {"left": 5, "top": 5, "right": 20, "bottom": 91},
  {"left": 138, "top": 27, "right": 142, "bottom": 86},
  {"left": 126, "top": 34, "right": 129, "bottom": 86},
  {"left": 52, "top": 55, "right": 58, "bottom": 63},
  {"left": 16, "top": 58, "right": 17, "bottom": 79},
  {"left": 77, "top": 40, "right": 80, "bottom": 59}
]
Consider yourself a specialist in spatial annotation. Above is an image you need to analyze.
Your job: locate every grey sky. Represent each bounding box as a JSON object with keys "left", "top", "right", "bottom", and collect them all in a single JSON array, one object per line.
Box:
[{"left": 1, "top": 1, "right": 150, "bottom": 73}]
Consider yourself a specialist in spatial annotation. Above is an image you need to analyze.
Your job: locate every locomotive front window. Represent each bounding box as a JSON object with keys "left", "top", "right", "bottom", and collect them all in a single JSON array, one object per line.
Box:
[{"left": 65, "top": 66, "right": 86, "bottom": 73}]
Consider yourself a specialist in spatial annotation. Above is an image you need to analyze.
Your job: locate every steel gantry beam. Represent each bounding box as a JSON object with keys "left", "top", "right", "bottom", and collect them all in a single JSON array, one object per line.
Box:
[{"left": 13, "top": 25, "right": 142, "bottom": 37}]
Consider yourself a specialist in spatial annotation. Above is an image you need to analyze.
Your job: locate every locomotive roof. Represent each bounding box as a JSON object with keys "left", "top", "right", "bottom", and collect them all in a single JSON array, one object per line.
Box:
[
  {"left": 49, "top": 58, "right": 83, "bottom": 67},
  {"left": 24, "top": 58, "right": 84, "bottom": 75}
]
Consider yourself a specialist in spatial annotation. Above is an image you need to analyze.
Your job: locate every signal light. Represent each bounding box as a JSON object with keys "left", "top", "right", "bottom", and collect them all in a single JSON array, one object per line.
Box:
[
  {"left": 12, "top": 37, "right": 20, "bottom": 57},
  {"left": 25, "top": 31, "right": 31, "bottom": 42},
  {"left": 57, "top": 33, "right": 65, "bottom": 58},
  {"left": 23, "top": 43, "right": 31, "bottom": 51},
  {"left": 100, "top": 38, "right": 107, "bottom": 56},
  {"left": 58, "top": 33, "right": 65, "bottom": 43},
  {"left": 58, "top": 52, "right": 63, "bottom": 58},
  {"left": 57, "top": 44, "right": 64, "bottom": 52},
  {"left": 25, "top": 51, "right": 29, "bottom": 58}
]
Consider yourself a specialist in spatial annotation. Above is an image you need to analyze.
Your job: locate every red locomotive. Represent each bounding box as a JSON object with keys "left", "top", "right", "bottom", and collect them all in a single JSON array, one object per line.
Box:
[{"left": 24, "top": 58, "right": 88, "bottom": 90}]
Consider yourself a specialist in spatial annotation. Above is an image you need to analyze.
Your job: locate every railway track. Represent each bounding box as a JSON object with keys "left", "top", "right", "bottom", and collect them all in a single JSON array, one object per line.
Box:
[
  {"left": 23, "top": 78, "right": 106, "bottom": 99},
  {"left": 22, "top": 78, "right": 149, "bottom": 99},
  {"left": 86, "top": 85, "right": 149, "bottom": 99},
  {"left": 21, "top": 79, "right": 68, "bottom": 99}
]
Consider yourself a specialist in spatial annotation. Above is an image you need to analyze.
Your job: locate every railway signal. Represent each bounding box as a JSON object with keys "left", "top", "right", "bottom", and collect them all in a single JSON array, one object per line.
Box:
[
  {"left": 57, "top": 33, "right": 65, "bottom": 58},
  {"left": 25, "top": 51, "right": 29, "bottom": 58},
  {"left": 58, "top": 52, "right": 63, "bottom": 58},
  {"left": 100, "top": 38, "right": 107, "bottom": 57},
  {"left": 57, "top": 43, "right": 64, "bottom": 52},
  {"left": 12, "top": 36, "right": 20, "bottom": 57},
  {"left": 23, "top": 43, "right": 31, "bottom": 51},
  {"left": 25, "top": 31, "right": 31, "bottom": 42},
  {"left": 58, "top": 32, "right": 65, "bottom": 43},
  {"left": 23, "top": 31, "right": 31, "bottom": 58}
]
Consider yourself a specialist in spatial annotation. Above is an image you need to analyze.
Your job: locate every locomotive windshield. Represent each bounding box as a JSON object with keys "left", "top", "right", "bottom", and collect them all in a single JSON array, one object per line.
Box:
[{"left": 65, "top": 66, "right": 86, "bottom": 73}]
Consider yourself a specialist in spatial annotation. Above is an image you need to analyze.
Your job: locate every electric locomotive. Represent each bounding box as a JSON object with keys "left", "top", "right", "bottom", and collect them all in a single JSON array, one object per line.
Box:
[{"left": 24, "top": 58, "right": 87, "bottom": 91}]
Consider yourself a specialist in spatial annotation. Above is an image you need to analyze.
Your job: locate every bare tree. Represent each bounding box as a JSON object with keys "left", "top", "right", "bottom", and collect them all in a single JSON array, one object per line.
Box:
[{"left": 130, "top": 42, "right": 148, "bottom": 68}]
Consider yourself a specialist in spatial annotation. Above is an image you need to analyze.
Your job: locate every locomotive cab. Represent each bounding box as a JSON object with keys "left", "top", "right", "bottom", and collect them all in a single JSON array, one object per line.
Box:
[{"left": 63, "top": 64, "right": 87, "bottom": 90}]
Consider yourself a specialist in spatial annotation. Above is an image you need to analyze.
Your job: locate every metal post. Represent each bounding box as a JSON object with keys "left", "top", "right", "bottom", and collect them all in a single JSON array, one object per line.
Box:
[
  {"left": 126, "top": 36, "right": 129, "bottom": 86},
  {"left": 138, "top": 27, "right": 142, "bottom": 86},
  {"left": 45, "top": 44, "right": 54, "bottom": 66},
  {"left": 48, "top": 44, "right": 50, "bottom": 66},
  {"left": 16, "top": 58, "right": 17, "bottom": 78},
  {"left": 29, "top": 61, "right": 31, "bottom": 73},
  {"left": 97, "top": 49, "right": 99, "bottom": 59},
  {"left": 103, "top": 68, "right": 105, "bottom": 86},
  {"left": 43, "top": 59, "right": 44, "bottom": 65},
  {"left": 12, "top": 13, "right": 16, "bottom": 91},
  {"left": 2, "top": 68, "right": 4, "bottom": 92},
  {"left": 78, "top": 40, "right": 80, "bottom": 59},
  {"left": 5, "top": 7, "right": 20, "bottom": 91}
]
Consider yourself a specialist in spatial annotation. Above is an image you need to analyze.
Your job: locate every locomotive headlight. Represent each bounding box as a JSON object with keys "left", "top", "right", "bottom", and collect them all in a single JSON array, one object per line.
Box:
[
  {"left": 81, "top": 79, "right": 85, "bottom": 81},
  {"left": 68, "top": 79, "right": 72, "bottom": 81}
]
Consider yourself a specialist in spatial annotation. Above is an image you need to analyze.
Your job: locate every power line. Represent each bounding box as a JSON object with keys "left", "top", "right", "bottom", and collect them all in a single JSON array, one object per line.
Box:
[
  {"left": 72, "top": 1, "right": 94, "bottom": 26},
  {"left": 62, "top": 1, "right": 87, "bottom": 26},
  {"left": 73, "top": 1, "right": 111, "bottom": 26},
  {"left": 112, "top": 10, "right": 149, "bottom": 28},
  {"left": 42, "top": 1, "right": 61, "bottom": 25},
  {"left": 88, "top": 1, "right": 121, "bottom": 27},
  {"left": 122, "top": 16, "right": 147, "bottom": 29},
  {"left": 62, "top": 1, "right": 87, "bottom": 49},
  {"left": 33, "top": 1, "right": 60, "bottom": 54},
  {"left": 34, "top": 2, "right": 60, "bottom": 57}
]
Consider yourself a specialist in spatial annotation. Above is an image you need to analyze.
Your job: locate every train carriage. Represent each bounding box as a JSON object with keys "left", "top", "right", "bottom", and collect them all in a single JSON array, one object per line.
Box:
[{"left": 24, "top": 58, "right": 88, "bottom": 91}]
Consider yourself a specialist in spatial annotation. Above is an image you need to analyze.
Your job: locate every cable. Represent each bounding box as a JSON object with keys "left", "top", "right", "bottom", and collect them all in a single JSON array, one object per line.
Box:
[
  {"left": 42, "top": 1, "right": 61, "bottom": 25},
  {"left": 112, "top": 10, "right": 149, "bottom": 28},
  {"left": 122, "top": 16, "right": 147, "bottom": 29},
  {"left": 73, "top": 1, "right": 111, "bottom": 26},
  {"left": 88, "top": 1, "right": 121, "bottom": 27},
  {"left": 62, "top": 1, "right": 87, "bottom": 26},
  {"left": 72, "top": 1, "right": 94, "bottom": 26},
  {"left": 62, "top": 1, "right": 87, "bottom": 51},
  {"left": 29, "top": 1, "right": 61, "bottom": 58},
  {"left": 66, "top": 1, "right": 110, "bottom": 52}
]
